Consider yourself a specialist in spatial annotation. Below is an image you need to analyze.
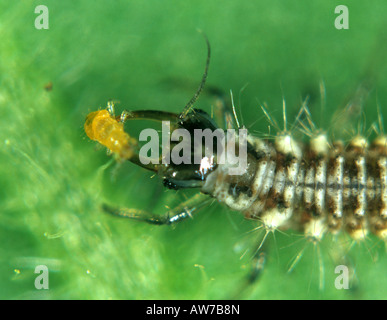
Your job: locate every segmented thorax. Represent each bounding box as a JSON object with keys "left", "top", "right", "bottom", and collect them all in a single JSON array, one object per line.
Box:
[
  {"left": 202, "top": 132, "right": 387, "bottom": 242},
  {"left": 84, "top": 109, "right": 137, "bottom": 160}
]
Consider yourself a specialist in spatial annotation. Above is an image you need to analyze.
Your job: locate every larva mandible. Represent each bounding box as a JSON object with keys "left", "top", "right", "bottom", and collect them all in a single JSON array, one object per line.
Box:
[{"left": 84, "top": 38, "right": 386, "bottom": 294}]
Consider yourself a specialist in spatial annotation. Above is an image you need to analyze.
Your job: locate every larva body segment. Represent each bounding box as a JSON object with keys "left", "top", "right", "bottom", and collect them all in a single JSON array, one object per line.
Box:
[
  {"left": 84, "top": 108, "right": 137, "bottom": 161},
  {"left": 201, "top": 131, "right": 387, "bottom": 242}
]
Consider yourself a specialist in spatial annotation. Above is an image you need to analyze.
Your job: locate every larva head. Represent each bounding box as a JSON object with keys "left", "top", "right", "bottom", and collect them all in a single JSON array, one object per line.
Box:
[{"left": 160, "top": 109, "right": 220, "bottom": 189}]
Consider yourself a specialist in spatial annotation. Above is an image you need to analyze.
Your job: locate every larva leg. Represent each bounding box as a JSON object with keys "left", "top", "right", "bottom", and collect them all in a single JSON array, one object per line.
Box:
[
  {"left": 119, "top": 110, "right": 130, "bottom": 123},
  {"left": 106, "top": 100, "right": 115, "bottom": 116},
  {"left": 246, "top": 249, "right": 267, "bottom": 286},
  {"left": 102, "top": 193, "right": 210, "bottom": 226}
]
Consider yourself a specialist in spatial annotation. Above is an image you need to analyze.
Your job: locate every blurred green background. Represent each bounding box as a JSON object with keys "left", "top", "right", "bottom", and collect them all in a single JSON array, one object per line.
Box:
[{"left": 1, "top": 0, "right": 386, "bottom": 299}]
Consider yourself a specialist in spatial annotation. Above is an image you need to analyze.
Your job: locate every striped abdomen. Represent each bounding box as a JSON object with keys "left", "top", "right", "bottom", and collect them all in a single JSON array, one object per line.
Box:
[{"left": 202, "top": 133, "right": 387, "bottom": 242}]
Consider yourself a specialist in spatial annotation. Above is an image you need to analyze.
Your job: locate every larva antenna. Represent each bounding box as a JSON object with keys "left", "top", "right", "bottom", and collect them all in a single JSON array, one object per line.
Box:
[{"left": 179, "top": 31, "right": 211, "bottom": 120}]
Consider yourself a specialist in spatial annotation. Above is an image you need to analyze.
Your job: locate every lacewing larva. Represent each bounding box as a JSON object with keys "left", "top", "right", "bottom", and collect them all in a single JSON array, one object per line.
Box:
[{"left": 84, "top": 37, "right": 386, "bottom": 294}]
